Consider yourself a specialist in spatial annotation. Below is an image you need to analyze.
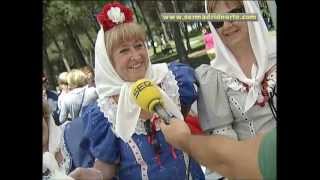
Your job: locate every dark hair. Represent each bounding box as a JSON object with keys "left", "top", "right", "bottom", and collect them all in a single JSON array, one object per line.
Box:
[
  {"left": 202, "top": 26, "right": 211, "bottom": 34},
  {"left": 42, "top": 76, "right": 48, "bottom": 84}
]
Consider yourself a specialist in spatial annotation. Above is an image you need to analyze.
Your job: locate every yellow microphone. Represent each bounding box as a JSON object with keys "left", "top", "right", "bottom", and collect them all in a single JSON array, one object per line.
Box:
[{"left": 131, "top": 79, "right": 174, "bottom": 124}]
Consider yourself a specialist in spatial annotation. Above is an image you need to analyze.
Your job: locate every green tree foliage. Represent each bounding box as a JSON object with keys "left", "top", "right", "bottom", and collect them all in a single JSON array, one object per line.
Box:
[
  {"left": 43, "top": 0, "right": 106, "bottom": 88},
  {"left": 43, "top": 0, "right": 207, "bottom": 88}
]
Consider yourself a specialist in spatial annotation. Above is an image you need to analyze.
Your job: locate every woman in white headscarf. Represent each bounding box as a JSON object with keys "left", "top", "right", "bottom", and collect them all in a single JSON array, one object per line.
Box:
[
  {"left": 196, "top": 2, "right": 276, "bottom": 178},
  {"left": 73, "top": 2, "right": 205, "bottom": 180},
  {"left": 197, "top": 0, "right": 276, "bottom": 141}
]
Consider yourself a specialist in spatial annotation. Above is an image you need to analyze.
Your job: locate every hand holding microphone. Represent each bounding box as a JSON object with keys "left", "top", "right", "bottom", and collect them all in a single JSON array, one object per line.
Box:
[
  {"left": 131, "top": 79, "right": 175, "bottom": 124},
  {"left": 131, "top": 79, "right": 192, "bottom": 150},
  {"left": 159, "top": 117, "right": 191, "bottom": 150}
]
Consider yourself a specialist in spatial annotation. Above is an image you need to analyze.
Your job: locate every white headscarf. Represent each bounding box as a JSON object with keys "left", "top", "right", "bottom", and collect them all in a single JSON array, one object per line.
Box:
[
  {"left": 95, "top": 27, "right": 183, "bottom": 142},
  {"left": 205, "top": 0, "right": 276, "bottom": 112}
]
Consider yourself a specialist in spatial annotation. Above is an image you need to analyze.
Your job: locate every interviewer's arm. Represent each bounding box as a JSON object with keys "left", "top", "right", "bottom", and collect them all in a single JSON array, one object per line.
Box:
[
  {"left": 94, "top": 159, "right": 117, "bottom": 180},
  {"left": 160, "top": 119, "right": 263, "bottom": 179},
  {"left": 69, "top": 167, "right": 103, "bottom": 180}
]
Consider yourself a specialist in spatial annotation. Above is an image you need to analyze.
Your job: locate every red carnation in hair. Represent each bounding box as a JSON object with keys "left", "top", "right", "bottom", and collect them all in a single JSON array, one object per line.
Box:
[{"left": 97, "top": 2, "right": 134, "bottom": 31}]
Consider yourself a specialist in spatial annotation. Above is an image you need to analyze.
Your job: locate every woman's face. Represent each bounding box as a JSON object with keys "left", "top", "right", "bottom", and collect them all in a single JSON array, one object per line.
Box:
[
  {"left": 87, "top": 72, "right": 94, "bottom": 82},
  {"left": 202, "top": 28, "right": 207, "bottom": 34},
  {"left": 111, "top": 39, "right": 149, "bottom": 82},
  {"left": 59, "top": 83, "right": 68, "bottom": 92},
  {"left": 210, "top": 1, "right": 249, "bottom": 49}
]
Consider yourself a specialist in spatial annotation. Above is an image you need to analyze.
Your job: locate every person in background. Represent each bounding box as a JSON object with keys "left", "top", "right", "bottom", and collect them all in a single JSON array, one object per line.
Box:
[
  {"left": 43, "top": 100, "right": 72, "bottom": 180},
  {"left": 59, "top": 69, "right": 98, "bottom": 125},
  {"left": 43, "top": 98, "right": 96, "bottom": 180},
  {"left": 196, "top": 0, "right": 277, "bottom": 178},
  {"left": 43, "top": 73, "right": 58, "bottom": 114},
  {"left": 199, "top": 0, "right": 277, "bottom": 142},
  {"left": 80, "top": 65, "right": 95, "bottom": 87},
  {"left": 57, "top": 72, "right": 69, "bottom": 110},
  {"left": 202, "top": 26, "right": 216, "bottom": 61}
]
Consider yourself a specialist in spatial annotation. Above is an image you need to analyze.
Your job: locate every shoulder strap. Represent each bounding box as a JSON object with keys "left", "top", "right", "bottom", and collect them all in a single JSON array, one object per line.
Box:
[{"left": 77, "top": 88, "right": 86, "bottom": 116}]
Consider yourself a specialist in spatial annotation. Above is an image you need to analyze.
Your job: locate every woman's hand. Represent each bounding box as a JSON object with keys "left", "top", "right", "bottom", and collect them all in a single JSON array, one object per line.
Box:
[{"left": 68, "top": 167, "right": 103, "bottom": 180}]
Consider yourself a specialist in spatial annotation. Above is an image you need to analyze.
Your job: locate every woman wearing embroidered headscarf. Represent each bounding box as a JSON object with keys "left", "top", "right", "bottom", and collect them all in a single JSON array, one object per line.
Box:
[
  {"left": 197, "top": 0, "right": 277, "bottom": 146},
  {"left": 75, "top": 2, "right": 204, "bottom": 180},
  {"left": 196, "top": 2, "right": 276, "bottom": 178}
]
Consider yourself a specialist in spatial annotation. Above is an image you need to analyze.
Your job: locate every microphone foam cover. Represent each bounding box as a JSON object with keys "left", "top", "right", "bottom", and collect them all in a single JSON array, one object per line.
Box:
[{"left": 131, "top": 79, "right": 163, "bottom": 112}]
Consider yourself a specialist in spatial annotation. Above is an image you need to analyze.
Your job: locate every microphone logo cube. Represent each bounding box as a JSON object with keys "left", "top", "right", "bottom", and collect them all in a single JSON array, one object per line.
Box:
[{"left": 131, "top": 79, "right": 163, "bottom": 112}]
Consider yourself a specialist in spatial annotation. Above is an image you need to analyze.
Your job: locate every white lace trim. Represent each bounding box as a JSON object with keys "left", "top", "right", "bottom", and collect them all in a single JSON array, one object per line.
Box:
[
  {"left": 222, "top": 69, "right": 277, "bottom": 104},
  {"left": 160, "top": 70, "right": 181, "bottom": 108},
  {"left": 221, "top": 73, "right": 247, "bottom": 93},
  {"left": 266, "top": 69, "right": 276, "bottom": 93},
  {"left": 97, "top": 70, "right": 181, "bottom": 136},
  {"left": 209, "top": 125, "right": 238, "bottom": 140},
  {"left": 182, "top": 152, "right": 192, "bottom": 180},
  {"left": 229, "top": 96, "right": 256, "bottom": 136},
  {"left": 209, "top": 125, "right": 232, "bottom": 135},
  {"left": 127, "top": 138, "right": 149, "bottom": 180},
  {"left": 248, "top": 120, "right": 256, "bottom": 136},
  {"left": 229, "top": 96, "right": 249, "bottom": 121},
  {"left": 230, "top": 97, "right": 256, "bottom": 136}
]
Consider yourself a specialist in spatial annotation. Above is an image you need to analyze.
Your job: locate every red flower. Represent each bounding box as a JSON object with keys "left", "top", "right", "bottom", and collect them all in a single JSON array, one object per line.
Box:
[{"left": 97, "top": 2, "right": 134, "bottom": 31}]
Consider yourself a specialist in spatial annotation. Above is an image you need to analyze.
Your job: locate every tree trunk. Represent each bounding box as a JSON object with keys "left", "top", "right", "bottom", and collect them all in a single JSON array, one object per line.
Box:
[
  {"left": 84, "top": 28, "right": 95, "bottom": 48},
  {"left": 90, "top": 7, "right": 100, "bottom": 32},
  {"left": 266, "top": 0, "right": 277, "bottom": 30},
  {"left": 182, "top": 22, "right": 192, "bottom": 52},
  {"left": 64, "top": 22, "right": 87, "bottom": 67},
  {"left": 43, "top": 48, "right": 57, "bottom": 90},
  {"left": 136, "top": 0, "right": 157, "bottom": 55},
  {"left": 74, "top": 32, "right": 90, "bottom": 65},
  {"left": 89, "top": 48, "right": 94, "bottom": 67},
  {"left": 46, "top": 26, "right": 71, "bottom": 72},
  {"left": 156, "top": 1, "right": 170, "bottom": 43},
  {"left": 171, "top": 23, "right": 188, "bottom": 63},
  {"left": 198, "top": 22, "right": 202, "bottom": 31},
  {"left": 62, "top": 55, "right": 71, "bottom": 72},
  {"left": 170, "top": 0, "right": 188, "bottom": 63},
  {"left": 176, "top": 2, "right": 192, "bottom": 52},
  {"left": 130, "top": 0, "right": 141, "bottom": 23},
  {"left": 51, "top": 31, "right": 71, "bottom": 72},
  {"left": 84, "top": 28, "right": 95, "bottom": 66}
]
